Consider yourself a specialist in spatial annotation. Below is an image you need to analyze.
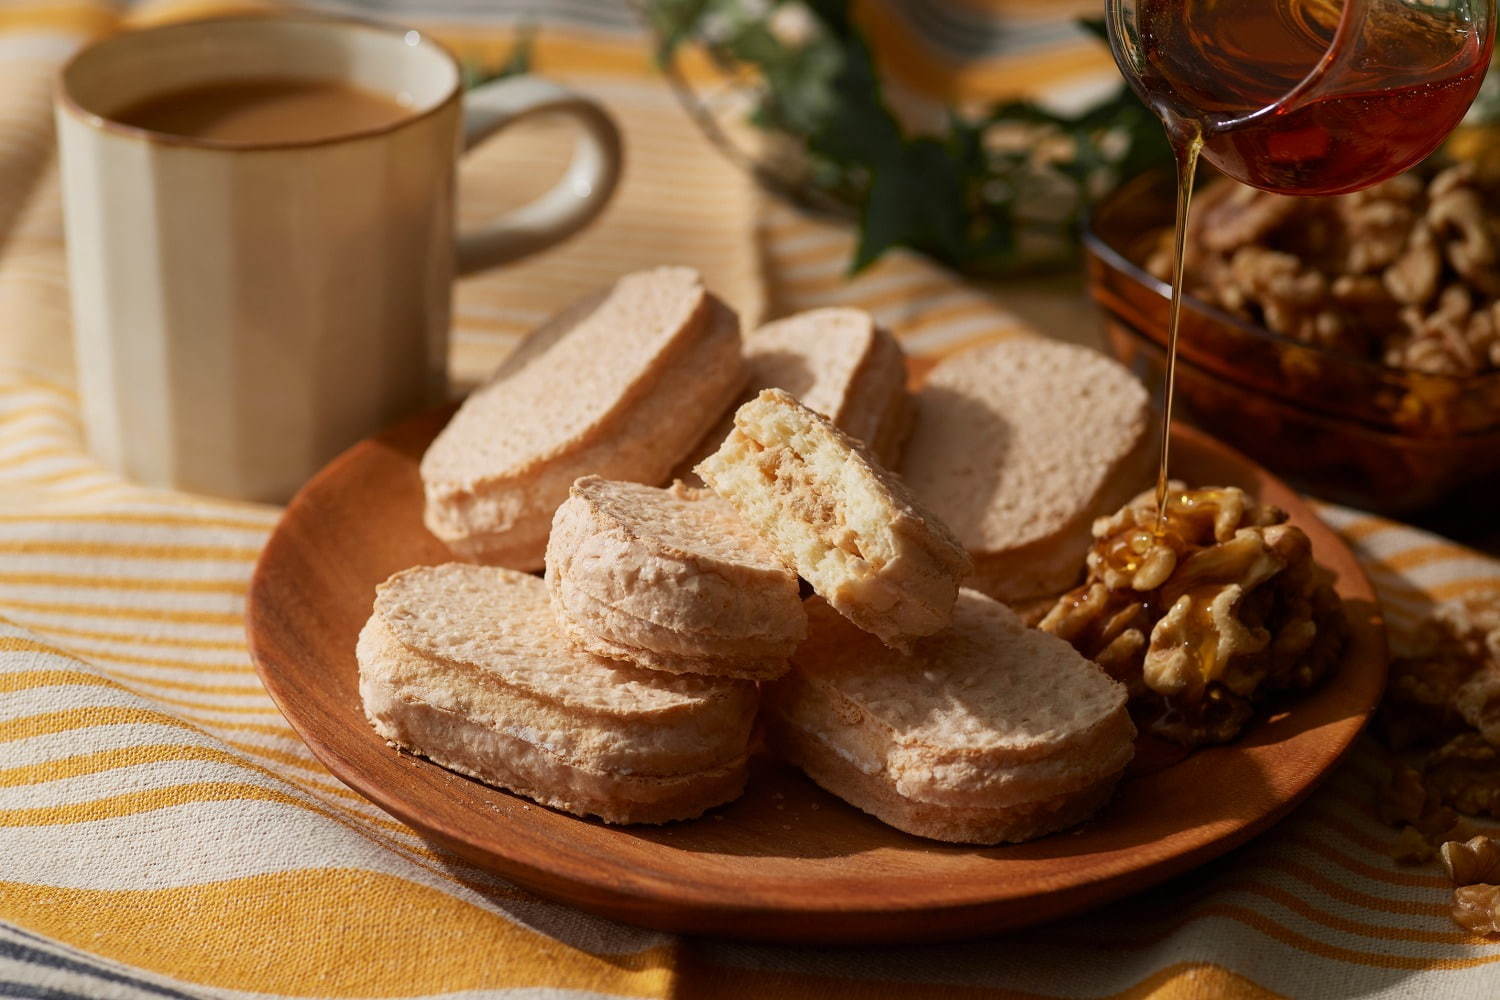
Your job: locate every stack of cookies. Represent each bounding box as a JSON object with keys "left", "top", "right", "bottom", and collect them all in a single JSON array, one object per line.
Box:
[
  {"left": 358, "top": 266, "right": 1139, "bottom": 843},
  {"left": 359, "top": 564, "right": 757, "bottom": 824}
]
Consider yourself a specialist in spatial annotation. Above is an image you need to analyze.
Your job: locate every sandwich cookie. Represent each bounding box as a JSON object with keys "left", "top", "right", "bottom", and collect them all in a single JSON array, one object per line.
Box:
[
  {"left": 696, "top": 388, "right": 971, "bottom": 649},
  {"left": 901, "top": 339, "right": 1152, "bottom": 605},
  {"left": 358, "top": 564, "right": 757, "bottom": 824},
  {"left": 677, "top": 307, "right": 914, "bottom": 481},
  {"left": 766, "top": 592, "right": 1135, "bottom": 844},
  {"left": 546, "top": 476, "right": 806, "bottom": 680},
  {"left": 421, "top": 266, "right": 746, "bottom": 571},
  {"left": 747, "top": 308, "right": 913, "bottom": 466}
]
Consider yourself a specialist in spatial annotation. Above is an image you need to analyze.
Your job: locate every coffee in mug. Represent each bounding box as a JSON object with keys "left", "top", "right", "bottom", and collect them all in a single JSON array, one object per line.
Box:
[
  {"left": 56, "top": 14, "right": 622, "bottom": 502},
  {"left": 113, "top": 77, "right": 414, "bottom": 143}
]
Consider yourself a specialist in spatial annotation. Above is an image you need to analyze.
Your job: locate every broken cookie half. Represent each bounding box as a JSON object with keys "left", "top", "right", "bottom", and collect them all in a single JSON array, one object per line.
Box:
[{"left": 696, "top": 388, "right": 971, "bottom": 649}]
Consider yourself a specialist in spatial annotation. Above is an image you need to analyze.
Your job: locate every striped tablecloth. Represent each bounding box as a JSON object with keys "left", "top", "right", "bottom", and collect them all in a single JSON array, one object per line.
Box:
[{"left": 5, "top": 2, "right": 1500, "bottom": 998}]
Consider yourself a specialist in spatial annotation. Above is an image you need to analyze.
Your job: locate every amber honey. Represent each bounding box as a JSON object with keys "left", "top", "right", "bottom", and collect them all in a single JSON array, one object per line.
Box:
[
  {"left": 1131, "top": 0, "right": 1492, "bottom": 535},
  {"left": 1137, "top": 0, "right": 1491, "bottom": 195}
]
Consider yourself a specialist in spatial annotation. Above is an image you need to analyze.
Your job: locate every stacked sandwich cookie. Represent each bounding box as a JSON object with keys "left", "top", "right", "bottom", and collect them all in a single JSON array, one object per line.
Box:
[
  {"left": 361, "top": 473, "right": 810, "bottom": 823},
  {"left": 359, "top": 481, "right": 796, "bottom": 825},
  {"left": 359, "top": 565, "right": 757, "bottom": 824}
]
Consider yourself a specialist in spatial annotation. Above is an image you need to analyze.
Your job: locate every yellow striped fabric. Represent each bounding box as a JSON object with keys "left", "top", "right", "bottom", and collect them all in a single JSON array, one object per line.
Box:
[{"left": 3, "top": 2, "right": 1500, "bottom": 999}]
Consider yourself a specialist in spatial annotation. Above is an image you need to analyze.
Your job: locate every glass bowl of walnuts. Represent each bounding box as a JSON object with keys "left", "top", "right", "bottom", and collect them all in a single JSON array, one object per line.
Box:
[{"left": 1084, "top": 165, "right": 1500, "bottom": 514}]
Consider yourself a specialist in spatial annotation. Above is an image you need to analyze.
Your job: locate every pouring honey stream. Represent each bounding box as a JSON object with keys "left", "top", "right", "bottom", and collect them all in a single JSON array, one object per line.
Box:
[{"left": 1107, "top": 0, "right": 1496, "bottom": 539}]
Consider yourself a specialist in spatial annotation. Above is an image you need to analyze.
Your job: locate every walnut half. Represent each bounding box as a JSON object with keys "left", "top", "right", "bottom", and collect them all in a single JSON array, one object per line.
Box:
[
  {"left": 1453, "top": 884, "right": 1500, "bottom": 936},
  {"left": 1442, "top": 835, "right": 1500, "bottom": 886}
]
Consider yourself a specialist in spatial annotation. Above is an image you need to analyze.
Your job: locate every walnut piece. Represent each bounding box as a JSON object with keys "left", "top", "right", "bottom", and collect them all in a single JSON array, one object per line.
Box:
[
  {"left": 1378, "top": 763, "right": 1430, "bottom": 827},
  {"left": 1456, "top": 665, "right": 1500, "bottom": 746},
  {"left": 1393, "top": 825, "right": 1438, "bottom": 864},
  {"left": 1039, "top": 484, "right": 1344, "bottom": 746},
  {"left": 1442, "top": 835, "right": 1500, "bottom": 886},
  {"left": 1342, "top": 196, "right": 1418, "bottom": 274},
  {"left": 1437, "top": 590, "right": 1500, "bottom": 660},
  {"left": 1384, "top": 223, "right": 1442, "bottom": 305},
  {"left": 1146, "top": 584, "right": 1268, "bottom": 698},
  {"left": 1229, "top": 247, "right": 1345, "bottom": 348},
  {"left": 1196, "top": 183, "right": 1301, "bottom": 254},
  {"left": 1381, "top": 593, "right": 1500, "bottom": 749},
  {"left": 1427, "top": 166, "right": 1500, "bottom": 298},
  {"left": 1453, "top": 884, "right": 1500, "bottom": 935},
  {"left": 1426, "top": 733, "right": 1500, "bottom": 817},
  {"left": 1381, "top": 590, "right": 1500, "bottom": 823},
  {"left": 1375, "top": 759, "right": 1475, "bottom": 862}
]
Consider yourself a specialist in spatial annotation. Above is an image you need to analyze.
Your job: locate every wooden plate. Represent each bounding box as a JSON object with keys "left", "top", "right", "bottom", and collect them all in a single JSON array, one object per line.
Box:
[{"left": 247, "top": 408, "right": 1386, "bottom": 944}]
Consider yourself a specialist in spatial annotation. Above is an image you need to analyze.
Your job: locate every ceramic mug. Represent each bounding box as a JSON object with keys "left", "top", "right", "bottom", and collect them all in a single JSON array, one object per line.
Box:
[{"left": 56, "top": 14, "right": 622, "bottom": 502}]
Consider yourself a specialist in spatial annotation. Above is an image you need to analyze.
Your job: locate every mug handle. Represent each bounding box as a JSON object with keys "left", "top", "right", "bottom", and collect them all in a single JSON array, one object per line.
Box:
[{"left": 455, "top": 76, "right": 623, "bottom": 276}]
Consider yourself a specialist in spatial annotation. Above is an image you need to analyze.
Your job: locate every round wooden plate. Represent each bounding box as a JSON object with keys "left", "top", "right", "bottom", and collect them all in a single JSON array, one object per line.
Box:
[{"left": 247, "top": 408, "right": 1386, "bottom": 944}]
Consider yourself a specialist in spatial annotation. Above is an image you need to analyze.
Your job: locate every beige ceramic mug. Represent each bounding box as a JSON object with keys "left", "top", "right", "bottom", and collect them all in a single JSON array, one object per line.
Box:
[{"left": 56, "top": 14, "right": 622, "bottom": 502}]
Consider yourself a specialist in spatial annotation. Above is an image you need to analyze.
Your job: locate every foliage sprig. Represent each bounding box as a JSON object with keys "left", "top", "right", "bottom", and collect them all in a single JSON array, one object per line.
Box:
[{"left": 646, "top": 1, "right": 1170, "bottom": 275}]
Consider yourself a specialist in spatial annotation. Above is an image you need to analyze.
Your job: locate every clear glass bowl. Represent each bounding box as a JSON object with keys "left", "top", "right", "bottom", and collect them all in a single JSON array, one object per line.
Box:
[{"left": 1084, "top": 170, "right": 1500, "bottom": 514}]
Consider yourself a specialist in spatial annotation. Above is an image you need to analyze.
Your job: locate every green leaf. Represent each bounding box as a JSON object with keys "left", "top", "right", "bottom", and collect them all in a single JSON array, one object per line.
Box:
[
  {"left": 852, "top": 138, "right": 966, "bottom": 271},
  {"left": 463, "top": 26, "right": 535, "bottom": 90}
]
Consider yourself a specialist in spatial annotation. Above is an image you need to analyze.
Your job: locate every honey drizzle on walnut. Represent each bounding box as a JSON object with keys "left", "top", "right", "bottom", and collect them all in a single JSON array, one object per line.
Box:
[
  {"left": 1040, "top": 483, "right": 1344, "bottom": 746},
  {"left": 1153, "top": 131, "right": 1204, "bottom": 538},
  {"left": 1098, "top": 487, "right": 1245, "bottom": 691},
  {"left": 1099, "top": 488, "right": 1243, "bottom": 580},
  {"left": 1052, "top": 487, "right": 1243, "bottom": 669}
]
